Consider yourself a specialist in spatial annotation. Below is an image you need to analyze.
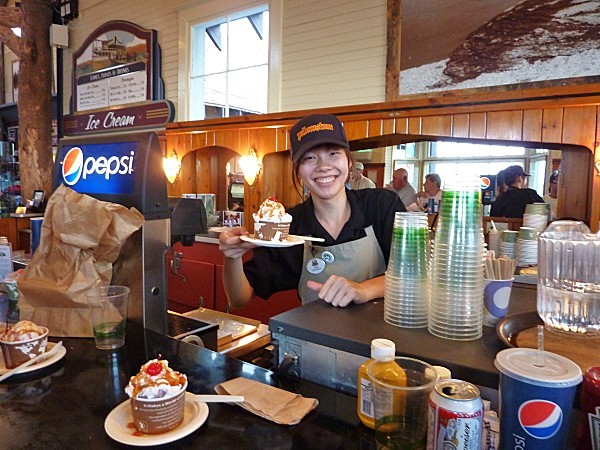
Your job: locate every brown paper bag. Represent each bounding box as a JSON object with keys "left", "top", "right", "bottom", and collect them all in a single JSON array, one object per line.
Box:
[{"left": 18, "top": 185, "right": 144, "bottom": 337}]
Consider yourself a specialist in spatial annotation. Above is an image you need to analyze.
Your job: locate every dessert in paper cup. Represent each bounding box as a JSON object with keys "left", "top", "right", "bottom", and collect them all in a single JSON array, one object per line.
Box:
[
  {"left": 253, "top": 198, "right": 292, "bottom": 242},
  {"left": 0, "top": 320, "right": 49, "bottom": 369},
  {"left": 125, "top": 359, "right": 188, "bottom": 434}
]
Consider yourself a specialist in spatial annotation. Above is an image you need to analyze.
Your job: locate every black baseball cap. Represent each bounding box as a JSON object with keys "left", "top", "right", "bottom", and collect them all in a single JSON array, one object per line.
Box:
[
  {"left": 290, "top": 114, "right": 349, "bottom": 162},
  {"left": 505, "top": 165, "right": 530, "bottom": 178}
]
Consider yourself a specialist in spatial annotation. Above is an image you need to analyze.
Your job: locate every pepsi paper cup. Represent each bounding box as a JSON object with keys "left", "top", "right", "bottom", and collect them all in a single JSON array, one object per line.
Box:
[
  {"left": 495, "top": 348, "right": 582, "bottom": 449},
  {"left": 483, "top": 278, "right": 513, "bottom": 327}
]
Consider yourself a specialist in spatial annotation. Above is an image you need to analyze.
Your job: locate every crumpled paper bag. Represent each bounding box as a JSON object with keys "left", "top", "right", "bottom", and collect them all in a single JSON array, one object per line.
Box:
[
  {"left": 18, "top": 185, "right": 144, "bottom": 337},
  {"left": 214, "top": 377, "right": 318, "bottom": 425}
]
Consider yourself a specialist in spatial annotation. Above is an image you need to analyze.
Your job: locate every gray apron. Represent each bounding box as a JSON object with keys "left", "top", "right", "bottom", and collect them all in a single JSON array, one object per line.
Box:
[{"left": 298, "top": 225, "right": 386, "bottom": 304}]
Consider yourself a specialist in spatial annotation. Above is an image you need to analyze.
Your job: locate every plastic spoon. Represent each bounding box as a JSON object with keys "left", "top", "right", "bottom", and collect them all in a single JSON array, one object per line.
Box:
[
  {"left": 0, "top": 341, "right": 64, "bottom": 383},
  {"left": 288, "top": 235, "right": 325, "bottom": 242}
]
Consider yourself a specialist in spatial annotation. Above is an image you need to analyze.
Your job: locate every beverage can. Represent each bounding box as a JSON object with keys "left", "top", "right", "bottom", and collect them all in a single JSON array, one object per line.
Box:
[
  {"left": 577, "top": 366, "right": 600, "bottom": 450},
  {"left": 427, "top": 379, "right": 484, "bottom": 450},
  {"left": 495, "top": 348, "right": 582, "bottom": 450}
]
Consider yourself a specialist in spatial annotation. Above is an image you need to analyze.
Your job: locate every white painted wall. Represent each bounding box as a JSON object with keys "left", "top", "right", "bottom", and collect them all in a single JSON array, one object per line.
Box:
[
  {"left": 280, "top": 0, "right": 387, "bottom": 111},
  {"left": 56, "top": 0, "right": 388, "bottom": 119}
]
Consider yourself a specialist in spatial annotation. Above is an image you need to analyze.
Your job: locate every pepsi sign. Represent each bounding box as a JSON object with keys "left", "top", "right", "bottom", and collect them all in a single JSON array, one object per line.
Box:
[
  {"left": 518, "top": 399, "right": 563, "bottom": 439},
  {"left": 58, "top": 141, "right": 138, "bottom": 195}
]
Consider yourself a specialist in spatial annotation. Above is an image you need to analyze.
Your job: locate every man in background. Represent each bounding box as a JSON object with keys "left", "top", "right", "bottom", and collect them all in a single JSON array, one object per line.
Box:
[
  {"left": 349, "top": 162, "right": 376, "bottom": 190},
  {"left": 490, "top": 165, "right": 544, "bottom": 218},
  {"left": 385, "top": 168, "right": 417, "bottom": 208},
  {"left": 416, "top": 173, "right": 443, "bottom": 212}
]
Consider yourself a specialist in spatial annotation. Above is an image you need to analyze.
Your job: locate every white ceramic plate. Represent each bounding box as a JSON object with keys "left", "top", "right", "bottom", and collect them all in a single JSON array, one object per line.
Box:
[
  {"left": 104, "top": 392, "right": 209, "bottom": 446},
  {"left": 240, "top": 234, "right": 304, "bottom": 248},
  {"left": 0, "top": 342, "right": 66, "bottom": 375}
]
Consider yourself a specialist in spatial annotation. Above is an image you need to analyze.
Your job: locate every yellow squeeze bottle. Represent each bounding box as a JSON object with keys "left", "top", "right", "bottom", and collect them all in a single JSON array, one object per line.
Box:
[{"left": 357, "top": 338, "right": 406, "bottom": 429}]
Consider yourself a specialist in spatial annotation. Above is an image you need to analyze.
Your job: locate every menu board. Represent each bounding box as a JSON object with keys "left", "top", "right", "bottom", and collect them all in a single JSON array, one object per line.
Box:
[{"left": 72, "top": 21, "right": 158, "bottom": 112}]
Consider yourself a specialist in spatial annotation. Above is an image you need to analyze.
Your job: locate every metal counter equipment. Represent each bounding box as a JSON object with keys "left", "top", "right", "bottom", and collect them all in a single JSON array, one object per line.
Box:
[{"left": 53, "top": 132, "right": 217, "bottom": 347}]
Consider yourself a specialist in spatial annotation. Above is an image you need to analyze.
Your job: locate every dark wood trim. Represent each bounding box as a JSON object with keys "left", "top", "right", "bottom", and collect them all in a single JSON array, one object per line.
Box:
[{"left": 386, "top": 0, "right": 402, "bottom": 101}]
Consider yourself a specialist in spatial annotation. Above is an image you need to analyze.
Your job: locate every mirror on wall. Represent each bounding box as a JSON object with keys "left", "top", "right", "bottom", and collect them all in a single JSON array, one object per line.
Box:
[{"left": 352, "top": 135, "right": 592, "bottom": 223}]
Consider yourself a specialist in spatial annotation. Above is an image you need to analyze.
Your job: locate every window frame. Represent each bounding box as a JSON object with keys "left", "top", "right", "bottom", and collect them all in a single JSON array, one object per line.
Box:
[{"left": 177, "top": 0, "right": 281, "bottom": 121}]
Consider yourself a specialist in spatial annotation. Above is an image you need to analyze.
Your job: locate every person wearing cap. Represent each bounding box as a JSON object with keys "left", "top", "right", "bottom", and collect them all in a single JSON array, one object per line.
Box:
[
  {"left": 349, "top": 162, "right": 376, "bottom": 190},
  {"left": 219, "top": 113, "right": 405, "bottom": 308},
  {"left": 490, "top": 165, "right": 545, "bottom": 218},
  {"left": 385, "top": 168, "right": 417, "bottom": 208}
]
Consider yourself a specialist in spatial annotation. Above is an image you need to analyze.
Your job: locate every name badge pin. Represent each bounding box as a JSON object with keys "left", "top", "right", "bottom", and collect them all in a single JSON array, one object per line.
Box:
[
  {"left": 307, "top": 257, "right": 326, "bottom": 274},
  {"left": 321, "top": 251, "right": 335, "bottom": 264}
]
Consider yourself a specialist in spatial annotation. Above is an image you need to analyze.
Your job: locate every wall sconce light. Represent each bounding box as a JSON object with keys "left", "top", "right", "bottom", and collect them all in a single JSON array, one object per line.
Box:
[
  {"left": 596, "top": 160, "right": 600, "bottom": 176},
  {"left": 239, "top": 148, "right": 262, "bottom": 192},
  {"left": 163, "top": 149, "right": 181, "bottom": 184}
]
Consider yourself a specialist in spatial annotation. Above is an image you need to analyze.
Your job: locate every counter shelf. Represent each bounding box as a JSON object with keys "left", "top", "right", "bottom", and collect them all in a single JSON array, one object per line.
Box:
[
  {"left": 0, "top": 321, "right": 365, "bottom": 449},
  {"left": 270, "top": 284, "right": 537, "bottom": 394}
]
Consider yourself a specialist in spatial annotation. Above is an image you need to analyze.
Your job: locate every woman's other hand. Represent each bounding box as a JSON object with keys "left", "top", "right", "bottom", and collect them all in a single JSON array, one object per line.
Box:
[{"left": 219, "top": 226, "right": 255, "bottom": 259}]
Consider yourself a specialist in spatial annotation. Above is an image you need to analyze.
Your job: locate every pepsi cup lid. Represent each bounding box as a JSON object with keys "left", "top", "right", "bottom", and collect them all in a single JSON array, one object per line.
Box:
[{"left": 495, "top": 348, "right": 582, "bottom": 387}]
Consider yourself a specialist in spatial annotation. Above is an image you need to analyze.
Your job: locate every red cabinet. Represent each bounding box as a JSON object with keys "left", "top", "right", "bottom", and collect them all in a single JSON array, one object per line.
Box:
[
  {"left": 167, "top": 240, "right": 300, "bottom": 323},
  {"left": 167, "top": 257, "right": 215, "bottom": 312}
]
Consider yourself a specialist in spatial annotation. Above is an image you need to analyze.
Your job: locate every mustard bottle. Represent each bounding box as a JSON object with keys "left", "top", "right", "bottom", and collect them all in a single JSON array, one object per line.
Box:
[{"left": 357, "top": 338, "right": 406, "bottom": 429}]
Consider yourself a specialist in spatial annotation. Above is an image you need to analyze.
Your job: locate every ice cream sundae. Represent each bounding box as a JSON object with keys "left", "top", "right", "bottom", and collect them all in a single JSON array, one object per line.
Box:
[
  {"left": 253, "top": 198, "right": 292, "bottom": 242},
  {"left": 0, "top": 320, "right": 49, "bottom": 369},
  {"left": 126, "top": 358, "right": 188, "bottom": 434}
]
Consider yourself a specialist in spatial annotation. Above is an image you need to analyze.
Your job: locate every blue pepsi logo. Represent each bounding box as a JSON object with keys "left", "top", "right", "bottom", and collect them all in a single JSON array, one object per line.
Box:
[
  {"left": 62, "top": 147, "right": 84, "bottom": 185},
  {"left": 518, "top": 399, "right": 562, "bottom": 439}
]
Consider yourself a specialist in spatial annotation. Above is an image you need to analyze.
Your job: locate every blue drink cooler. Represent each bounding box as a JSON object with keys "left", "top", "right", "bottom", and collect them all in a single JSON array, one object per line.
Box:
[{"left": 30, "top": 217, "right": 43, "bottom": 254}]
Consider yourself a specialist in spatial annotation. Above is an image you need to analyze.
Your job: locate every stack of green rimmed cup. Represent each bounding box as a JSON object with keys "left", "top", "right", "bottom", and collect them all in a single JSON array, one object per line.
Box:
[
  {"left": 523, "top": 202, "right": 549, "bottom": 232},
  {"left": 429, "top": 177, "right": 485, "bottom": 341},
  {"left": 385, "top": 212, "right": 431, "bottom": 328},
  {"left": 516, "top": 226, "right": 538, "bottom": 266}
]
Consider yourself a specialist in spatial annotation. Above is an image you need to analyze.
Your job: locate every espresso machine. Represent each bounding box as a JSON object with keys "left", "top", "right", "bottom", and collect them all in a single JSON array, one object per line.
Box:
[{"left": 54, "top": 132, "right": 217, "bottom": 348}]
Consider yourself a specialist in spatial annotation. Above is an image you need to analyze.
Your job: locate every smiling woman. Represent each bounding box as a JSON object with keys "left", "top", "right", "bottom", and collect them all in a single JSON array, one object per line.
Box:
[{"left": 218, "top": 113, "right": 406, "bottom": 311}]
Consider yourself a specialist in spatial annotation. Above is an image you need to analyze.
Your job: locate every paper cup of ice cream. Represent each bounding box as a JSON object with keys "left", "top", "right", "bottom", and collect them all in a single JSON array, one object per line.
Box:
[
  {"left": 0, "top": 320, "right": 49, "bottom": 369},
  {"left": 126, "top": 359, "right": 188, "bottom": 434},
  {"left": 253, "top": 198, "right": 292, "bottom": 242}
]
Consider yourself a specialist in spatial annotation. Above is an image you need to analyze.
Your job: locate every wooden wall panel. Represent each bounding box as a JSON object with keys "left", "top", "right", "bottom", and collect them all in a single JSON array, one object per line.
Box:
[
  {"left": 486, "top": 111, "right": 524, "bottom": 141},
  {"left": 560, "top": 149, "right": 592, "bottom": 221},
  {"left": 452, "top": 114, "right": 470, "bottom": 138},
  {"left": 422, "top": 115, "right": 452, "bottom": 137},
  {"left": 522, "top": 109, "right": 543, "bottom": 143},
  {"left": 276, "top": 127, "right": 290, "bottom": 152},
  {"left": 408, "top": 117, "right": 421, "bottom": 135},
  {"left": 344, "top": 120, "right": 369, "bottom": 141},
  {"left": 369, "top": 120, "right": 383, "bottom": 138},
  {"left": 593, "top": 107, "right": 600, "bottom": 232},
  {"left": 214, "top": 130, "right": 241, "bottom": 152},
  {"left": 541, "top": 108, "right": 563, "bottom": 143},
  {"left": 382, "top": 118, "right": 395, "bottom": 135},
  {"left": 562, "top": 106, "right": 597, "bottom": 150},
  {"left": 469, "top": 113, "right": 487, "bottom": 139},
  {"left": 395, "top": 118, "right": 409, "bottom": 134}
]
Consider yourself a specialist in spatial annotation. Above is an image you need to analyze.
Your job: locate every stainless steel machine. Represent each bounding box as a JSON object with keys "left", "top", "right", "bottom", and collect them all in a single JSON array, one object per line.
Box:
[{"left": 54, "top": 132, "right": 217, "bottom": 348}]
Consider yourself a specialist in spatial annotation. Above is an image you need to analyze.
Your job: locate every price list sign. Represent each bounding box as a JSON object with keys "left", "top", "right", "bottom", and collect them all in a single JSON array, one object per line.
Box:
[{"left": 72, "top": 21, "right": 158, "bottom": 113}]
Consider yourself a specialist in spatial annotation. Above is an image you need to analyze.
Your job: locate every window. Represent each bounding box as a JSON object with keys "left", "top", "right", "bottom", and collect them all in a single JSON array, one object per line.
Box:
[
  {"left": 190, "top": 6, "right": 269, "bottom": 120},
  {"left": 390, "top": 141, "right": 549, "bottom": 197}
]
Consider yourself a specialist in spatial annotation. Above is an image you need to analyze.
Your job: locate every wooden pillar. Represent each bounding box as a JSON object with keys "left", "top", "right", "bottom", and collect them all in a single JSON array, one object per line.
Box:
[{"left": 386, "top": 0, "right": 402, "bottom": 101}]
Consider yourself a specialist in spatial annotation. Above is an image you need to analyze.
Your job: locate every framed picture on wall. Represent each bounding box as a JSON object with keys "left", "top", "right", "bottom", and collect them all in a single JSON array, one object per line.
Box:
[{"left": 11, "top": 60, "right": 19, "bottom": 103}]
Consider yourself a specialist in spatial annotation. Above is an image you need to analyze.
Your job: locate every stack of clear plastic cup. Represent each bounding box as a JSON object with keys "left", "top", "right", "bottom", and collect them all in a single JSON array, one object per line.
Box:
[
  {"left": 429, "top": 177, "right": 485, "bottom": 340},
  {"left": 385, "top": 212, "right": 430, "bottom": 328}
]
